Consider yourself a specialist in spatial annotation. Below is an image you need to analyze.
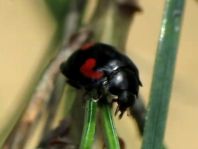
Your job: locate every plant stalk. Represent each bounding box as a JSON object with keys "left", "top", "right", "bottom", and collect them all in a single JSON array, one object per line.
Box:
[
  {"left": 100, "top": 103, "right": 120, "bottom": 149},
  {"left": 80, "top": 99, "right": 97, "bottom": 149},
  {"left": 142, "top": 0, "right": 185, "bottom": 148}
]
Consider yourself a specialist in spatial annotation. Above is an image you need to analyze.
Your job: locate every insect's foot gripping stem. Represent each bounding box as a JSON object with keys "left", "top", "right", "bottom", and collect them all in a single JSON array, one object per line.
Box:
[{"left": 114, "top": 106, "right": 125, "bottom": 119}]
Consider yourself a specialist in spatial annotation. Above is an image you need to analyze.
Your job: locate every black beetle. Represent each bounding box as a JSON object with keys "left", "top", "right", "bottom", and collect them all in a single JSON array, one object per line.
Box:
[{"left": 60, "top": 43, "right": 142, "bottom": 118}]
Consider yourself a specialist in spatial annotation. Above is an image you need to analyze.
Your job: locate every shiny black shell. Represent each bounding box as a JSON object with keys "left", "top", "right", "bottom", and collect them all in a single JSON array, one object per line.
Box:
[{"left": 60, "top": 43, "right": 142, "bottom": 117}]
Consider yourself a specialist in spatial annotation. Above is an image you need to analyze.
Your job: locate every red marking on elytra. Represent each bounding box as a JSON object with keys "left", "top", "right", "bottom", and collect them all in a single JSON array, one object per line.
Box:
[
  {"left": 80, "top": 43, "right": 94, "bottom": 50},
  {"left": 80, "top": 58, "right": 104, "bottom": 79}
]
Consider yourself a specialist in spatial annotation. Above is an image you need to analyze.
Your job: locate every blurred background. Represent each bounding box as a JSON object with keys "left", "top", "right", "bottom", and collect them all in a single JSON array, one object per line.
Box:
[{"left": 0, "top": 0, "right": 197, "bottom": 148}]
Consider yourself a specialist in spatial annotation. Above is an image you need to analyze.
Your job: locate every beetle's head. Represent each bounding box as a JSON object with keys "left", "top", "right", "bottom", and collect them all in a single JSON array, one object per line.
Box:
[
  {"left": 108, "top": 69, "right": 140, "bottom": 118},
  {"left": 115, "top": 91, "right": 136, "bottom": 118}
]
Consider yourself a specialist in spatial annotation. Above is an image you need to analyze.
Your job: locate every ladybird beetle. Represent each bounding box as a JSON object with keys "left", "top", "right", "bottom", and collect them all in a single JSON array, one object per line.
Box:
[{"left": 60, "top": 43, "right": 142, "bottom": 118}]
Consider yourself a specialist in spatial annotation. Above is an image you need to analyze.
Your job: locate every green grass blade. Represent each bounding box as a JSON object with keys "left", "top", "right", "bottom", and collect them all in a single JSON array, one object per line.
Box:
[
  {"left": 142, "top": 0, "right": 185, "bottom": 149},
  {"left": 80, "top": 99, "right": 97, "bottom": 149},
  {"left": 101, "top": 104, "right": 120, "bottom": 149}
]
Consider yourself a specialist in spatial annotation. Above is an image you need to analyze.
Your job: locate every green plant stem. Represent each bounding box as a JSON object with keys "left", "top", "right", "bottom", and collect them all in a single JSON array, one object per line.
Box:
[
  {"left": 101, "top": 104, "right": 120, "bottom": 149},
  {"left": 142, "top": 0, "right": 185, "bottom": 149},
  {"left": 80, "top": 99, "right": 97, "bottom": 149}
]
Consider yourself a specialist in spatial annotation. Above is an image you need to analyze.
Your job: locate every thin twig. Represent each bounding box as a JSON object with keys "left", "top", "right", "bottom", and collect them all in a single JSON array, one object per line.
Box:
[{"left": 5, "top": 29, "right": 91, "bottom": 148}]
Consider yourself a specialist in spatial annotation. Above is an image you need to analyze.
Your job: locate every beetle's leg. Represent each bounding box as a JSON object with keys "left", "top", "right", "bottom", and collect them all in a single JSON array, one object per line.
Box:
[
  {"left": 112, "top": 98, "right": 118, "bottom": 103},
  {"left": 114, "top": 91, "right": 136, "bottom": 118},
  {"left": 118, "top": 111, "right": 124, "bottom": 119},
  {"left": 114, "top": 105, "right": 126, "bottom": 119},
  {"left": 115, "top": 106, "right": 120, "bottom": 116},
  {"left": 83, "top": 87, "right": 100, "bottom": 102},
  {"left": 94, "top": 78, "right": 109, "bottom": 101}
]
